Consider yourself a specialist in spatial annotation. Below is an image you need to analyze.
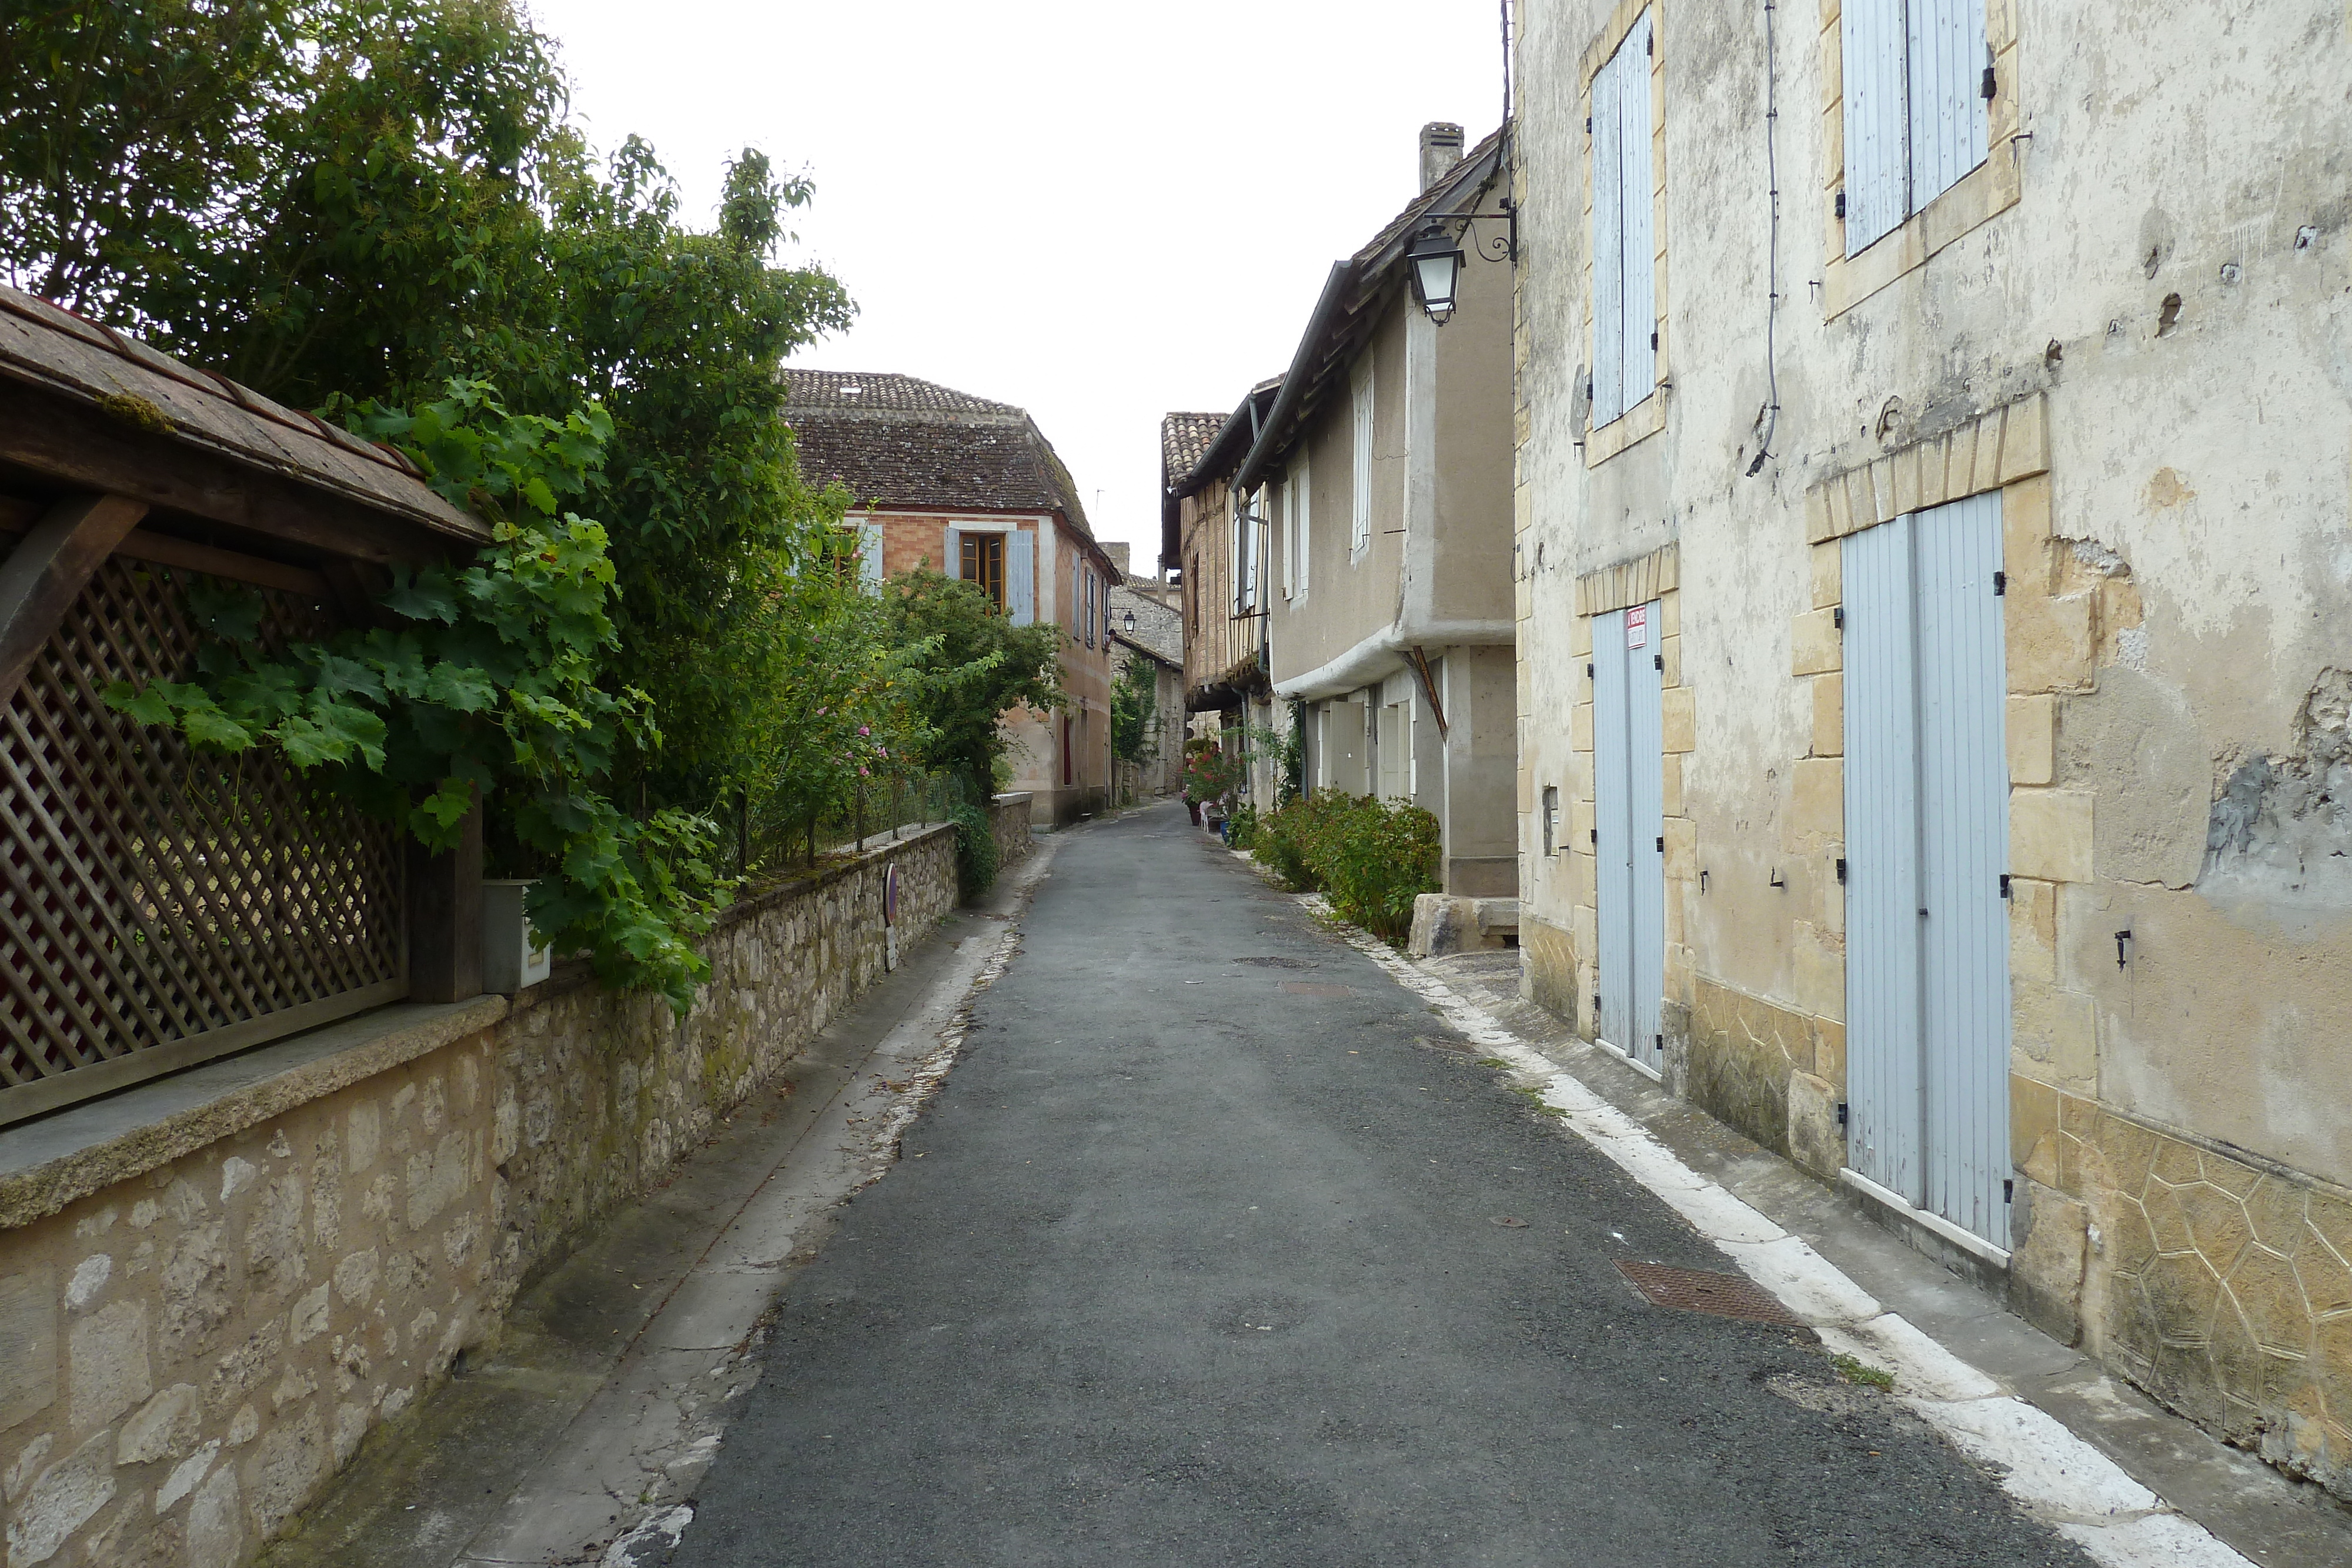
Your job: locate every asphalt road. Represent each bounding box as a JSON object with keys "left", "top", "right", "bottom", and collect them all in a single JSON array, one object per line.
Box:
[{"left": 672, "top": 801, "right": 2092, "bottom": 1567}]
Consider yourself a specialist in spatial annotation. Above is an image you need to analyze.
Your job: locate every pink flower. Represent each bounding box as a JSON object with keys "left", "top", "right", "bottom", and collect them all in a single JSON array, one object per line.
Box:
[
  {"left": 858, "top": 766, "right": 870, "bottom": 777},
  {"left": 857, "top": 725, "right": 870, "bottom": 736}
]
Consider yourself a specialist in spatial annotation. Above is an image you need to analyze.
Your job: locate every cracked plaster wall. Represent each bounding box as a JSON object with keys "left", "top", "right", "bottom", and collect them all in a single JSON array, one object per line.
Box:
[{"left": 1511, "top": 0, "right": 2351, "bottom": 1496}]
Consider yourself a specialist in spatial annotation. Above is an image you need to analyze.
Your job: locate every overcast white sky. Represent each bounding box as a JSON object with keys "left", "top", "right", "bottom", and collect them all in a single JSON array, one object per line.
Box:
[{"left": 533, "top": 0, "right": 1506, "bottom": 567}]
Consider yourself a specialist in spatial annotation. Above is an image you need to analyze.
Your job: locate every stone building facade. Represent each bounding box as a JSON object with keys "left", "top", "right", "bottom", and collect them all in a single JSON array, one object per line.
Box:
[
  {"left": 1107, "top": 552, "right": 1187, "bottom": 800},
  {"left": 1511, "top": 0, "right": 2351, "bottom": 1492}
]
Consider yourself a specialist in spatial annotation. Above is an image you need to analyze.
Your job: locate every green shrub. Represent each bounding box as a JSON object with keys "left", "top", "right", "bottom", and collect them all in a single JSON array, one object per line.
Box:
[
  {"left": 1250, "top": 793, "right": 1324, "bottom": 892},
  {"left": 949, "top": 800, "right": 998, "bottom": 898},
  {"left": 1251, "top": 790, "right": 1439, "bottom": 942},
  {"left": 1226, "top": 801, "right": 1260, "bottom": 850},
  {"left": 1319, "top": 796, "right": 1441, "bottom": 942}
]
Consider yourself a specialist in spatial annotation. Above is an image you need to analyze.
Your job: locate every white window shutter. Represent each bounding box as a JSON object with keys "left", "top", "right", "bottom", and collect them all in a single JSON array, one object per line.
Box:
[
  {"left": 1006, "top": 528, "right": 1035, "bottom": 624},
  {"left": 1350, "top": 372, "right": 1374, "bottom": 551},
  {"left": 1294, "top": 452, "right": 1311, "bottom": 601},
  {"left": 1908, "top": 0, "right": 1987, "bottom": 210},
  {"left": 858, "top": 521, "right": 885, "bottom": 593},
  {"left": 1618, "top": 10, "right": 1656, "bottom": 409},
  {"left": 1842, "top": 0, "right": 1909, "bottom": 254},
  {"left": 944, "top": 525, "right": 963, "bottom": 579},
  {"left": 1279, "top": 479, "right": 1293, "bottom": 600},
  {"left": 1589, "top": 41, "right": 1625, "bottom": 426}
]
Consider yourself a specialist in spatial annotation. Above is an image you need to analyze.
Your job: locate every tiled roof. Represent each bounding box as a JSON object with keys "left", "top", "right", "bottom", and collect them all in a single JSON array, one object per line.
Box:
[
  {"left": 1351, "top": 125, "right": 1508, "bottom": 270},
  {"left": 783, "top": 371, "right": 1095, "bottom": 540},
  {"left": 0, "top": 285, "right": 483, "bottom": 543},
  {"left": 1232, "top": 126, "right": 1506, "bottom": 493},
  {"left": 1161, "top": 413, "right": 1224, "bottom": 487},
  {"left": 781, "top": 369, "right": 1018, "bottom": 415}
]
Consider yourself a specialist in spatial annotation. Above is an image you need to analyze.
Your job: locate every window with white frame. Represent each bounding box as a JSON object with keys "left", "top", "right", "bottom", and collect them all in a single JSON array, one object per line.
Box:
[
  {"left": 1240, "top": 489, "right": 1261, "bottom": 613},
  {"left": 1285, "top": 452, "right": 1311, "bottom": 603},
  {"left": 1589, "top": 8, "right": 1655, "bottom": 430},
  {"left": 1349, "top": 369, "right": 1374, "bottom": 553},
  {"left": 1841, "top": 0, "right": 1988, "bottom": 255}
]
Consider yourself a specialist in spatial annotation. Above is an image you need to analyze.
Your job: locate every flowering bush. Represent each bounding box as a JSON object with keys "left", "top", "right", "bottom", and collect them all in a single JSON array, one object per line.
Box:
[{"left": 1181, "top": 741, "right": 1245, "bottom": 810}]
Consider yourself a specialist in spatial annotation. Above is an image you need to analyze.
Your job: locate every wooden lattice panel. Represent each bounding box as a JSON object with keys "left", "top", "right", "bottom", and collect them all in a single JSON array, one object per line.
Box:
[{"left": 1, "top": 551, "right": 405, "bottom": 1120}]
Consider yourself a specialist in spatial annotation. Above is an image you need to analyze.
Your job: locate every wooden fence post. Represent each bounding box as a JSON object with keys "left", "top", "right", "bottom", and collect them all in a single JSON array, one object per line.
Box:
[{"left": 407, "top": 802, "right": 484, "bottom": 1002}]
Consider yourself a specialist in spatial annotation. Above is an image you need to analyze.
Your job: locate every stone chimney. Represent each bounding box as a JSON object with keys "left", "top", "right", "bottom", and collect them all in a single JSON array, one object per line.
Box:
[
  {"left": 1418, "top": 122, "right": 1465, "bottom": 192},
  {"left": 1107, "top": 541, "right": 1131, "bottom": 579}
]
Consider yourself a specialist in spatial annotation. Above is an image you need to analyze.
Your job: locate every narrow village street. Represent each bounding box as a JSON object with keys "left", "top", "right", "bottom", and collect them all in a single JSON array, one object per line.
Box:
[{"left": 667, "top": 801, "right": 2096, "bottom": 1567}]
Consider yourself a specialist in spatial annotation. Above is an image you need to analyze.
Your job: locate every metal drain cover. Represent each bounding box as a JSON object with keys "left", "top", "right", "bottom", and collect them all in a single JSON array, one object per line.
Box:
[
  {"left": 1233, "top": 956, "right": 1314, "bottom": 968},
  {"left": 1615, "top": 1261, "right": 1803, "bottom": 1325}
]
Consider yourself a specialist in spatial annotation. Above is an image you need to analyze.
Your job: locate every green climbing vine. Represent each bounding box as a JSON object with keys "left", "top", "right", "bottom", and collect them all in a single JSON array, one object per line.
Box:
[{"left": 106, "top": 380, "right": 725, "bottom": 1014}]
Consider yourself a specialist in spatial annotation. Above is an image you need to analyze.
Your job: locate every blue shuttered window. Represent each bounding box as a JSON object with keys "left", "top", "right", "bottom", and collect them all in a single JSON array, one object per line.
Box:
[
  {"left": 1589, "top": 42, "right": 1624, "bottom": 425},
  {"left": 1618, "top": 10, "right": 1656, "bottom": 407},
  {"left": 1589, "top": 11, "right": 1655, "bottom": 429},
  {"left": 1842, "top": 0, "right": 1986, "bottom": 257},
  {"left": 1006, "top": 528, "right": 1035, "bottom": 625}
]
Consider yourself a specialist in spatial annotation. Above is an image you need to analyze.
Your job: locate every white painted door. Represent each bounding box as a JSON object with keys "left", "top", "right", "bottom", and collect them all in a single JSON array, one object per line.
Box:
[
  {"left": 1592, "top": 603, "right": 1666, "bottom": 1071},
  {"left": 1842, "top": 495, "right": 2011, "bottom": 1246}
]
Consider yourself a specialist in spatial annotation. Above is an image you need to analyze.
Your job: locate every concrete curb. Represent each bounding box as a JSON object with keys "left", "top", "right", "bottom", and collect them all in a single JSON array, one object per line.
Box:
[{"left": 1259, "top": 857, "right": 2253, "bottom": 1568}]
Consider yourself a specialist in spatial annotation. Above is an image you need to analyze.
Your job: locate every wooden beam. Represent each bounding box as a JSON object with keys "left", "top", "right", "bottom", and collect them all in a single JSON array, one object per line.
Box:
[
  {"left": 0, "top": 378, "right": 474, "bottom": 564},
  {"left": 0, "top": 492, "right": 148, "bottom": 706}
]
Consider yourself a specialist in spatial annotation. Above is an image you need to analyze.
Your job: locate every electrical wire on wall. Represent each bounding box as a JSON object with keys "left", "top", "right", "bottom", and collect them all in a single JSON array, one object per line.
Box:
[{"left": 1746, "top": 0, "right": 1783, "bottom": 478}]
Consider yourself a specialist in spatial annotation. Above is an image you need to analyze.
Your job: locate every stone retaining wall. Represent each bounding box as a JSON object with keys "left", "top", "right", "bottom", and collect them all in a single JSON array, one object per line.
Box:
[
  {"left": 987, "top": 792, "right": 1035, "bottom": 870},
  {"left": 0, "top": 824, "right": 965, "bottom": 1568}
]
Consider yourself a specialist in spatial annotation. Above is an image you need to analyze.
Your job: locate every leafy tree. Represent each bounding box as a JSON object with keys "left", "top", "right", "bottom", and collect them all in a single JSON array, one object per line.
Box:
[
  {"left": 744, "top": 528, "right": 934, "bottom": 860},
  {"left": 0, "top": 0, "right": 305, "bottom": 310},
  {"left": 881, "top": 570, "right": 1064, "bottom": 796},
  {"left": 1110, "top": 654, "right": 1158, "bottom": 767},
  {"left": 5, "top": 0, "right": 856, "bottom": 818}
]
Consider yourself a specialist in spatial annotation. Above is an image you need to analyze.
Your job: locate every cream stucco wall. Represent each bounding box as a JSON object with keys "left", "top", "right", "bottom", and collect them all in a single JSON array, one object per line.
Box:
[{"left": 1514, "top": 0, "right": 2352, "bottom": 1489}]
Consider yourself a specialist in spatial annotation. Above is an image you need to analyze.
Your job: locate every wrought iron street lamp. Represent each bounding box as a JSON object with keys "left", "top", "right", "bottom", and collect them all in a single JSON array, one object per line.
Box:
[
  {"left": 1404, "top": 198, "right": 1518, "bottom": 325},
  {"left": 1407, "top": 223, "right": 1466, "bottom": 323}
]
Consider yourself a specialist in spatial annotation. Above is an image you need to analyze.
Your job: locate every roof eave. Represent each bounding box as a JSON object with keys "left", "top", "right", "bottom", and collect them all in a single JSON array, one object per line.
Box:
[{"left": 1233, "top": 136, "right": 1505, "bottom": 494}]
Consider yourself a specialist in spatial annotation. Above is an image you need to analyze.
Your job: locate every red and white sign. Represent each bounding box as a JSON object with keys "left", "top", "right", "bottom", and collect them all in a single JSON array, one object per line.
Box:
[{"left": 1625, "top": 604, "right": 1650, "bottom": 650}]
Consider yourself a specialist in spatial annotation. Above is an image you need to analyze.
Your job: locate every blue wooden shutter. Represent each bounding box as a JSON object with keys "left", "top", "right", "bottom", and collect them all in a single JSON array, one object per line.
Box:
[
  {"left": 1618, "top": 11, "right": 1656, "bottom": 410},
  {"left": 1626, "top": 601, "right": 1665, "bottom": 1072},
  {"left": 1908, "top": 0, "right": 1987, "bottom": 210},
  {"left": 1006, "top": 528, "right": 1035, "bottom": 624},
  {"left": 1590, "top": 42, "right": 1625, "bottom": 424},
  {"left": 1592, "top": 609, "right": 1632, "bottom": 1049},
  {"left": 944, "top": 525, "right": 963, "bottom": 579},
  {"left": 1842, "top": 0, "right": 1909, "bottom": 254},
  {"left": 1912, "top": 493, "right": 2009, "bottom": 1245},
  {"left": 858, "top": 522, "right": 885, "bottom": 593},
  {"left": 1842, "top": 512, "right": 1923, "bottom": 1203}
]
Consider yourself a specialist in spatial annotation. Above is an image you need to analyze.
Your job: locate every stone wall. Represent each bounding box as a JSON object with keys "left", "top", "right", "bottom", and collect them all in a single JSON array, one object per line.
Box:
[
  {"left": 0, "top": 826, "right": 958, "bottom": 1568},
  {"left": 986, "top": 793, "right": 1034, "bottom": 868},
  {"left": 2014, "top": 1088, "right": 2352, "bottom": 1495}
]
